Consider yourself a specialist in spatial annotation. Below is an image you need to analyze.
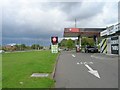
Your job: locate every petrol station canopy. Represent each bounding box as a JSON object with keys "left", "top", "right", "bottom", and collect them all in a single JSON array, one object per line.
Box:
[{"left": 64, "top": 28, "right": 106, "bottom": 37}]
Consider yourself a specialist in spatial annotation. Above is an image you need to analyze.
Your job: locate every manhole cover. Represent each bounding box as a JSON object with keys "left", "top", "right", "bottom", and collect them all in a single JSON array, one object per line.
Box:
[{"left": 31, "top": 73, "right": 49, "bottom": 77}]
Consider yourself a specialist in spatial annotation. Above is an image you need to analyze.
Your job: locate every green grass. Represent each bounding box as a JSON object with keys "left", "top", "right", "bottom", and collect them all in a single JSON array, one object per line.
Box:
[{"left": 2, "top": 50, "right": 58, "bottom": 88}]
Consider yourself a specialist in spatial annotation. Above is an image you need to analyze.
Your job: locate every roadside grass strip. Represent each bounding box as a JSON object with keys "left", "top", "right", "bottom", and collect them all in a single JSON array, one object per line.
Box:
[{"left": 2, "top": 50, "right": 58, "bottom": 88}]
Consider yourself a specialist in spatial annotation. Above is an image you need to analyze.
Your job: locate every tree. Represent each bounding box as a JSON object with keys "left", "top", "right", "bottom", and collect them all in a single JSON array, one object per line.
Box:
[
  {"left": 14, "top": 44, "right": 26, "bottom": 50},
  {"left": 31, "top": 44, "right": 43, "bottom": 50},
  {"left": 66, "top": 39, "right": 75, "bottom": 49},
  {"left": 60, "top": 39, "right": 67, "bottom": 47},
  {"left": 21, "top": 44, "right": 26, "bottom": 50},
  {"left": 31, "top": 44, "right": 36, "bottom": 49},
  {"left": 81, "top": 37, "right": 94, "bottom": 47},
  {"left": 15, "top": 44, "right": 21, "bottom": 50}
]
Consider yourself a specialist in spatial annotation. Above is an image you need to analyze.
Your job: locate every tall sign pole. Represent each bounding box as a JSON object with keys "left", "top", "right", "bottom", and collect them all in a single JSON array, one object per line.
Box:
[{"left": 75, "top": 18, "right": 76, "bottom": 28}]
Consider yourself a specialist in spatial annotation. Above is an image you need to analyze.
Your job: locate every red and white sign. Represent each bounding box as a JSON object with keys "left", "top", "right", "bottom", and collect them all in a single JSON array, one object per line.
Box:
[
  {"left": 51, "top": 36, "right": 58, "bottom": 45},
  {"left": 65, "top": 28, "right": 80, "bottom": 33},
  {"left": 53, "top": 37, "right": 57, "bottom": 42}
]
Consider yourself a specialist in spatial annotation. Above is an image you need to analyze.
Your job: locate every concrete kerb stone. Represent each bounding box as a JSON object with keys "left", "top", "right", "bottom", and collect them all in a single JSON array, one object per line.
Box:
[{"left": 51, "top": 52, "right": 61, "bottom": 79}]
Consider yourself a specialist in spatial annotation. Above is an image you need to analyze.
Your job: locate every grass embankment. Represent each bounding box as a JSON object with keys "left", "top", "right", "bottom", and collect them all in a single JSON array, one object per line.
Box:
[{"left": 2, "top": 50, "right": 58, "bottom": 88}]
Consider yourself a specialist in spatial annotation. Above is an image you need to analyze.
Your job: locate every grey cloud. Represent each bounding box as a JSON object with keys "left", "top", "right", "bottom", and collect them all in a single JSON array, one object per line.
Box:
[
  {"left": 2, "top": 22, "right": 62, "bottom": 39},
  {"left": 2, "top": 1, "right": 118, "bottom": 46},
  {"left": 56, "top": 2, "right": 105, "bottom": 21},
  {"left": 118, "top": 2, "right": 120, "bottom": 22}
]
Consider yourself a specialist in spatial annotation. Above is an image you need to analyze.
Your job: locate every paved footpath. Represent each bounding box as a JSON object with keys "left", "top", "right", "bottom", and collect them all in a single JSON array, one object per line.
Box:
[{"left": 55, "top": 51, "right": 118, "bottom": 88}]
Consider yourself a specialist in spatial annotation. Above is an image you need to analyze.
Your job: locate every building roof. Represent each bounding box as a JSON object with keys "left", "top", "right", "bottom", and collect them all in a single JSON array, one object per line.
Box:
[{"left": 64, "top": 28, "right": 106, "bottom": 37}]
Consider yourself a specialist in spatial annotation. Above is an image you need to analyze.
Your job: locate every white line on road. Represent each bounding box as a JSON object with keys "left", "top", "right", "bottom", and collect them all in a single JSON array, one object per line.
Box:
[
  {"left": 77, "top": 62, "right": 93, "bottom": 65},
  {"left": 72, "top": 54, "right": 76, "bottom": 57},
  {"left": 77, "top": 62, "right": 80, "bottom": 64},
  {"left": 85, "top": 64, "right": 100, "bottom": 79}
]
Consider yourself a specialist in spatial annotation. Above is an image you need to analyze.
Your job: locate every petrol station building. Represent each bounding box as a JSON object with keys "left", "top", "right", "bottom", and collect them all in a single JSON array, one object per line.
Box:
[
  {"left": 63, "top": 23, "right": 120, "bottom": 55},
  {"left": 63, "top": 28, "right": 106, "bottom": 52}
]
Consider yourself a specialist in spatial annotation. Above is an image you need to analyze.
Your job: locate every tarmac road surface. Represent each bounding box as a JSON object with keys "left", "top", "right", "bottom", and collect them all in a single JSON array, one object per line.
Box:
[{"left": 55, "top": 51, "right": 118, "bottom": 88}]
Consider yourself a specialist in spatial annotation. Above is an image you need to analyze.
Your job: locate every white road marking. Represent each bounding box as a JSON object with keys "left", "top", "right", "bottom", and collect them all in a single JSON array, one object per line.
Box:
[
  {"left": 85, "top": 64, "right": 100, "bottom": 79},
  {"left": 77, "top": 62, "right": 93, "bottom": 65},
  {"left": 80, "top": 62, "right": 83, "bottom": 64},
  {"left": 72, "top": 54, "right": 76, "bottom": 57},
  {"left": 77, "top": 62, "right": 80, "bottom": 64},
  {"left": 89, "top": 62, "right": 93, "bottom": 64}
]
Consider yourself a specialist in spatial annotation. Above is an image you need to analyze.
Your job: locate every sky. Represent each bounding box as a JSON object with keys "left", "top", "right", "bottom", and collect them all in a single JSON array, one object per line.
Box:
[{"left": 1, "top": 0, "right": 119, "bottom": 46}]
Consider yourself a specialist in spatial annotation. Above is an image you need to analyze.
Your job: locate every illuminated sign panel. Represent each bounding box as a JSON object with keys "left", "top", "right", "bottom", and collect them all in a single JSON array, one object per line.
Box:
[
  {"left": 64, "top": 28, "right": 80, "bottom": 33},
  {"left": 100, "top": 30, "right": 108, "bottom": 36},
  {"left": 111, "top": 36, "right": 119, "bottom": 54},
  {"left": 51, "top": 37, "right": 58, "bottom": 45}
]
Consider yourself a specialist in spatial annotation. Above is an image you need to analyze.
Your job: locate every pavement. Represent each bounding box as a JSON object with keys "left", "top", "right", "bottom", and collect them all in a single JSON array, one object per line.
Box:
[{"left": 54, "top": 51, "right": 118, "bottom": 88}]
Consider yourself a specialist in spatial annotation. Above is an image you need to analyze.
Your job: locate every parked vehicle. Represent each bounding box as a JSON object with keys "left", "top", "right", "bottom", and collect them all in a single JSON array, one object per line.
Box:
[
  {"left": 63, "top": 48, "right": 69, "bottom": 51},
  {"left": 85, "top": 46, "right": 98, "bottom": 53}
]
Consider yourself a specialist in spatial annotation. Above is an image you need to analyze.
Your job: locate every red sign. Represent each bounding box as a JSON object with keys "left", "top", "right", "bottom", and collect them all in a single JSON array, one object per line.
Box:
[
  {"left": 53, "top": 37, "right": 57, "bottom": 42},
  {"left": 51, "top": 37, "right": 58, "bottom": 45},
  {"left": 64, "top": 28, "right": 80, "bottom": 33}
]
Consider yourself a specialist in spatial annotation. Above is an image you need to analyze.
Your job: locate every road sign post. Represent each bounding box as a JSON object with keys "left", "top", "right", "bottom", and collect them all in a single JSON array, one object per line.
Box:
[{"left": 51, "top": 36, "right": 58, "bottom": 53}]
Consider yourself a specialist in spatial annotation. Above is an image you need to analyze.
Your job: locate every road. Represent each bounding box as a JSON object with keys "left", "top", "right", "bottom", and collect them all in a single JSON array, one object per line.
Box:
[{"left": 55, "top": 51, "right": 118, "bottom": 88}]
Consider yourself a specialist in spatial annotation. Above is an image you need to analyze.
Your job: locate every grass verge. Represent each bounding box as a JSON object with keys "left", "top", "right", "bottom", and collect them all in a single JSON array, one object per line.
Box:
[{"left": 2, "top": 50, "right": 58, "bottom": 88}]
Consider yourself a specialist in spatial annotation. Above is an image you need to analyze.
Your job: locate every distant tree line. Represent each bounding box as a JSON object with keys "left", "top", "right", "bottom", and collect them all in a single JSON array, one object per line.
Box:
[{"left": 2, "top": 44, "right": 44, "bottom": 51}]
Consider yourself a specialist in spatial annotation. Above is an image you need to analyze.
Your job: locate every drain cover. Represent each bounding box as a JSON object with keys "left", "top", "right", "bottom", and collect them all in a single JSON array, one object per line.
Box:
[{"left": 31, "top": 73, "right": 49, "bottom": 77}]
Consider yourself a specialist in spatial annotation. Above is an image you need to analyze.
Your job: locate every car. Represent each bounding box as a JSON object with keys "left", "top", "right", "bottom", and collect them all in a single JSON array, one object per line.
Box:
[
  {"left": 63, "top": 48, "right": 69, "bottom": 51},
  {"left": 85, "top": 46, "right": 98, "bottom": 53}
]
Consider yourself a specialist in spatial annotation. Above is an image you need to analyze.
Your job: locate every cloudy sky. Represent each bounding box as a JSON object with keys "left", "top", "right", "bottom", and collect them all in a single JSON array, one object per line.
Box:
[{"left": 2, "top": 0, "right": 119, "bottom": 46}]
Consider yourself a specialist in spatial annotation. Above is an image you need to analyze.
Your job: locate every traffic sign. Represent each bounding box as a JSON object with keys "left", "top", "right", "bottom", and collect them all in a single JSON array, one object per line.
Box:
[
  {"left": 51, "top": 44, "right": 58, "bottom": 53},
  {"left": 51, "top": 37, "right": 58, "bottom": 45},
  {"left": 51, "top": 36, "right": 58, "bottom": 53}
]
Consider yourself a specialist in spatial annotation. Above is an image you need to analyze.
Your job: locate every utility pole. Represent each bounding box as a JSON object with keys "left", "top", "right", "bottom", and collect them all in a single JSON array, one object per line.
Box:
[{"left": 75, "top": 18, "right": 76, "bottom": 28}]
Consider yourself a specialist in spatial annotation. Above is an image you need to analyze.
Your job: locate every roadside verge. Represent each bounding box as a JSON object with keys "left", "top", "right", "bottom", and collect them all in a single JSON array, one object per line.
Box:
[{"left": 51, "top": 52, "right": 60, "bottom": 79}]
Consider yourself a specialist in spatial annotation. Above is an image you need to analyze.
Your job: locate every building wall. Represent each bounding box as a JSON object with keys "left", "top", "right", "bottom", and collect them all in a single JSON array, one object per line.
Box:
[
  {"left": 107, "top": 37, "right": 111, "bottom": 54},
  {"left": 119, "top": 36, "right": 120, "bottom": 55},
  {"left": 111, "top": 36, "right": 119, "bottom": 55},
  {"left": 100, "top": 35, "right": 120, "bottom": 55},
  {"left": 100, "top": 23, "right": 120, "bottom": 55}
]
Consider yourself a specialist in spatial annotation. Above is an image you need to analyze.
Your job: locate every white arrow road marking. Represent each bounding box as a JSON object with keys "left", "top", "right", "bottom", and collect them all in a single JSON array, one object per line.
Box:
[
  {"left": 89, "top": 62, "right": 93, "bottom": 64},
  {"left": 85, "top": 64, "right": 100, "bottom": 79},
  {"left": 72, "top": 54, "right": 76, "bottom": 57}
]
